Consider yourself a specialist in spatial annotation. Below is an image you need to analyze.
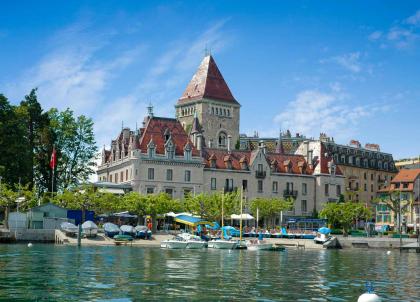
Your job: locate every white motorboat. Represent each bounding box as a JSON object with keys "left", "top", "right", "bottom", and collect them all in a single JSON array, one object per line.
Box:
[
  {"left": 81, "top": 220, "right": 98, "bottom": 238},
  {"left": 60, "top": 222, "right": 78, "bottom": 237},
  {"left": 246, "top": 239, "right": 274, "bottom": 251},
  {"left": 160, "top": 235, "right": 188, "bottom": 249},
  {"left": 208, "top": 239, "right": 237, "bottom": 249},
  {"left": 314, "top": 233, "right": 331, "bottom": 244},
  {"left": 175, "top": 233, "right": 206, "bottom": 249}
]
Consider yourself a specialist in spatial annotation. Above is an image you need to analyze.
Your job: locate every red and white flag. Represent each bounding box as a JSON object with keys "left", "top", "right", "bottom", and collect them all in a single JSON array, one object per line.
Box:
[{"left": 50, "top": 148, "right": 56, "bottom": 169}]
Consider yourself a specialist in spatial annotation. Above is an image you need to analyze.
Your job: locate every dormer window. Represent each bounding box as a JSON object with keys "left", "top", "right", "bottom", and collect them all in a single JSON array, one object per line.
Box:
[
  {"left": 283, "top": 160, "right": 292, "bottom": 173},
  {"left": 147, "top": 139, "right": 155, "bottom": 158},
  {"left": 270, "top": 159, "right": 278, "bottom": 173},
  {"left": 239, "top": 156, "right": 248, "bottom": 170},
  {"left": 209, "top": 154, "right": 217, "bottom": 168},
  {"left": 184, "top": 143, "right": 192, "bottom": 160},
  {"left": 224, "top": 155, "right": 233, "bottom": 169}
]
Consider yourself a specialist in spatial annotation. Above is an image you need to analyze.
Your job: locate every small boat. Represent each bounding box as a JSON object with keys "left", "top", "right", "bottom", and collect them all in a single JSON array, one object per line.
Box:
[
  {"left": 120, "top": 225, "right": 136, "bottom": 236},
  {"left": 246, "top": 239, "right": 274, "bottom": 251},
  {"left": 81, "top": 221, "right": 98, "bottom": 238},
  {"left": 314, "top": 233, "right": 331, "bottom": 244},
  {"left": 208, "top": 239, "right": 238, "bottom": 249},
  {"left": 160, "top": 235, "right": 189, "bottom": 249},
  {"left": 178, "top": 233, "right": 206, "bottom": 249},
  {"left": 114, "top": 234, "right": 133, "bottom": 245},
  {"left": 103, "top": 223, "right": 120, "bottom": 238},
  {"left": 135, "top": 225, "right": 152, "bottom": 240},
  {"left": 60, "top": 222, "right": 78, "bottom": 237}
]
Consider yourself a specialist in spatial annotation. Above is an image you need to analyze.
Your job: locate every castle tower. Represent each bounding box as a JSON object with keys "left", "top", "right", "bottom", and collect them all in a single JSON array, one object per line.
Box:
[{"left": 175, "top": 55, "right": 241, "bottom": 150}]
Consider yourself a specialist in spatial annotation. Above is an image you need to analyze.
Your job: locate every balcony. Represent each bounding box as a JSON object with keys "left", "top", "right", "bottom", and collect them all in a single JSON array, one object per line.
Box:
[
  {"left": 283, "top": 190, "right": 298, "bottom": 199},
  {"left": 255, "top": 171, "right": 266, "bottom": 179}
]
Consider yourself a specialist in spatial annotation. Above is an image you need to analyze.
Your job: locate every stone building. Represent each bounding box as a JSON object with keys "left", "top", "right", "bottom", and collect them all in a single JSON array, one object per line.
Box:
[
  {"left": 376, "top": 169, "right": 420, "bottom": 230},
  {"left": 97, "top": 54, "right": 345, "bottom": 218},
  {"left": 295, "top": 135, "right": 398, "bottom": 205}
]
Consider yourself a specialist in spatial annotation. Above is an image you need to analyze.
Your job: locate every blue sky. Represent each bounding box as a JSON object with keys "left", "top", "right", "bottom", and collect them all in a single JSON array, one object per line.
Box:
[{"left": 1, "top": 1, "right": 419, "bottom": 159}]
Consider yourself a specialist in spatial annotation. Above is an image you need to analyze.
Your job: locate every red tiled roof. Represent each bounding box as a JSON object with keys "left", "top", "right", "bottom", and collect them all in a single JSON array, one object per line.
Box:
[
  {"left": 138, "top": 117, "right": 200, "bottom": 156},
  {"left": 391, "top": 169, "right": 420, "bottom": 183},
  {"left": 177, "top": 55, "right": 239, "bottom": 105},
  {"left": 202, "top": 149, "right": 313, "bottom": 175}
]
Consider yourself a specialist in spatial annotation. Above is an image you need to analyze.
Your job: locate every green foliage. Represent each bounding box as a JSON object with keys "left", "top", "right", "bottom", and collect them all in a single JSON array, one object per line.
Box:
[
  {"left": 319, "top": 202, "right": 372, "bottom": 235},
  {"left": 49, "top": 108, "right": 97, "bottom": 191},
  {"left": 250, "top": 197, "right": 294, "bottom": 227},
  {"left": 183, "top": 191, "right": 240, "bottom": 222},
  {"left": 235, "top": 139, "right": 240, "bottom": 150}
]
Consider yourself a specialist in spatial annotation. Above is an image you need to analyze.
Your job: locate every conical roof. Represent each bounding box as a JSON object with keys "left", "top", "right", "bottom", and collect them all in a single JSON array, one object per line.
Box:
[{"left": 178, "top": 55, "right": 238, "bottom": 105}]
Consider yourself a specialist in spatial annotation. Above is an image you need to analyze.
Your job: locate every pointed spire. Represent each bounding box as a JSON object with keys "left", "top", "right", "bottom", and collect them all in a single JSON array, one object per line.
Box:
[
  {"left": 178, "top": 55, "right": 238, "bottom": 104},
  {"left": 190, "top": 110, "right": 201, "bottom": 135},
  {"left": 276, "top": 129, "right": 284, "bottom": 154}
]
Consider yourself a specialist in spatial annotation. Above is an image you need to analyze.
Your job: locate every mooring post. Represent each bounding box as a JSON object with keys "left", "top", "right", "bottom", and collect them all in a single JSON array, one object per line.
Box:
[{"left": 77, "top": 224, "right": 82, "bottom": 247}]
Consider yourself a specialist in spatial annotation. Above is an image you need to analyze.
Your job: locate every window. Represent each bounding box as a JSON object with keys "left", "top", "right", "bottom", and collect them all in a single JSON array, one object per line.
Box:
[
  {"left": 325, "top": 184, "right": 329, "bottom": 196},
  {"left": 146, "top": 187, "right": 154, "bottom": 194},
  {"left": 302, "top": 183, "right": 307, "bottom": 195},
  {"left": 185, "top": 170, "right": 191, "bottom": 182},
  {"left": 272, "top": 181, "right": 278, "bottom": 193},
  {"left": 165, "top": 188, "right": 173, "bottom": 198},
  {"left": 115, "top": 173, "right": 118, "bottom": 183},
  {"left": 286, "top": 182, "right": 294, "bottom": 192},
  {"left": 110, "top": 175, "right": 112, "bottom": 182},
  {"left": 166, "top": 169, "right": 173, "bottom": 181},
  {"left": 371, "top": 184, "right": 374, "bottom": 192},
  {"left": 336, "top": 185, "right": 341, "bottom": 196},
  {"left": 126, "top": 169, "right": 128, "bottom": 181},
  {"left": 218, "top": 132, "right": 227, "bottom": 148},
  {"left": 135, "top": 169, "right": 138, "bottom": 176},
  {"left": 258, "top": 164, "right": 263, "bottom": 172},
  {"left": 211, "top": 178, "right": 217, "bottom": 190},
  {"left": 148, "top": 168, "right": 154, "bottom": 180},
  {"left": 242, "top": 180, "right": 248, "bottom": 191},
  {"left": 258, "top": 180, "right": 263, "bottom": 193},
  {"left": 225, "top": 178, "right": 233, "bottom": 191},
  {"left": 301, "top": 200, "right": 307, "bottom": 213},
  {"left": 403, "top": 183, "right": 409, "bottom": 189},
  {"left": 183, "top": 189, "right": 191, "bottom": 198},
  {"left": 364, "top": 183, "right": 367, "bottom": 191},
  {"left": 371, "top": 173, "right": 373, "bottom": 181},
  {"left": 364, "top": 172, "right": 367, "bottom": 180},
  {"left": 120, "top": 171, "right": 124, "bottom": 182}
]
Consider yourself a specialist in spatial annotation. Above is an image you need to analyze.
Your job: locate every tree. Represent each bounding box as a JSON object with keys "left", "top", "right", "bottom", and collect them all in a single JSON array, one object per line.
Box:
[
  {"left": 0, "top": 183, "right": 18, "bottom": 228},
  {"left": 319, "top": 202, "right": 372, "bottom": 235},
  {"left": 0, "top": 94, "right": 29, "bottom": 186},
  {"left": 250, "top": 197, "right": 294, "bottom": 227},
  {"left": 49, "top": 108, "right": 97, "bottom": 191},
  {"left": 122, "top": 192, "right": 148, "bottom": 224},
  {"left": 375, "top": 191, "right": 411, "bottom": 234},
  {"left": 144, "top": 193, "right": 182, "bottom": 232}
]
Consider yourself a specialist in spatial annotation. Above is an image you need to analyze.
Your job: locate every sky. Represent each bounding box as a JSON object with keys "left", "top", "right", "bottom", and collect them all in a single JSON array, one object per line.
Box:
[{"left": 1, "top": 1, "right": 419, "bottom": 160}]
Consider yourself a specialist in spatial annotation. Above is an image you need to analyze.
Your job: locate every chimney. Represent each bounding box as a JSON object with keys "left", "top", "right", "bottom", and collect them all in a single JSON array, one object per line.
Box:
[
  {"left": 197, "top": 134, "right": 202, "bottom": 151},
  {"left": 227, "top": 135, "right": 232, "bottom": 152},
  {"left": 259, "top": 140, "right": 266, "bottom": 154}
]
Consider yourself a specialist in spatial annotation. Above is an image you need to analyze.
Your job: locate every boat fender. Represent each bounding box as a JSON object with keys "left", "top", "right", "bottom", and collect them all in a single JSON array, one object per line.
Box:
[
  {"left": 27, "top": 243, "right": 33, "bottom": 248},
  {"left": 358, "top": 282, "right": 381, "bottom": 302},
  {"left": 386, "top": 251, "right": 391, "bottom": 255}
]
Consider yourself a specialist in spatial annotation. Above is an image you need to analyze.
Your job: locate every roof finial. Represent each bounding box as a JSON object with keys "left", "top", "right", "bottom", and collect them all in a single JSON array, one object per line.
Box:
[
  {"left": 147, "top": 102, "right": 154, "bottom": 117},
  {"left": 204, "top": 44, "right": 211, "bottom": 57}
]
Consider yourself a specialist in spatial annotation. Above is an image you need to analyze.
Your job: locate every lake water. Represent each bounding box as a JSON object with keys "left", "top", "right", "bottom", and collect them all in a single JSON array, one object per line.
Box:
[{"left": 0, "top": 244, "right": 419, "bottom": 301}]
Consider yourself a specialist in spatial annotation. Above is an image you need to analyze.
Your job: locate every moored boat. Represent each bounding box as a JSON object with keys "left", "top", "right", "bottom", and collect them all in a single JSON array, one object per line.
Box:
[
  {"left": 246, "top": 239, "right": 274, "bottom": 251},
  {"left": 60, "top": 222, "right": 78, "bottom": 237},
  {"left": 160, "top": 235, "right": 188, "bottom": 249},
  {"left": 178, "top": 233, "right": 206, "bottom": 249},
  {"left": 120, "top": 225, "right": 136, "bottom": 236},
  {"left": 81, "top": 221, "right": 98, "bottom": 238},
  {"left": 103, "top": 222, "right": 120, "bottom": 238},
  {"left": 135, "top": 225, "right": 152, "bottom": 240},
  {"left": 208, "top": 239, "right": 237, "bottom": 249}
]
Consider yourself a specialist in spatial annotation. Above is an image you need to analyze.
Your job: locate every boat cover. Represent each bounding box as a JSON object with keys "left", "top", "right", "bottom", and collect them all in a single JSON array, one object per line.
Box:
[
  {"left": 174, "top": 215, "right": 214, "bottom": 227},
  {"left": 82, "top": 220, "right": 98, "bottom": 230}
]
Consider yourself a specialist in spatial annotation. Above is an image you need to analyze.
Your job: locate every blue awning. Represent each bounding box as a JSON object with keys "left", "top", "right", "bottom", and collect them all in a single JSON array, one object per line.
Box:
[{"left": 174, "top": 215, "right": 214, "bottom": 227}]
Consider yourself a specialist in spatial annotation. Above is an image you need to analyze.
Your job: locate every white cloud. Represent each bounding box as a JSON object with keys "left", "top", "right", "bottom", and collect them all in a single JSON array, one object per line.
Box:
[
  {"left": 368, "top": 30, "right": 382, "bottom": 41},
  {"left": 273, "top": 89, "right": 388, "bottom": 141},
  {"left": 405, "top": 10, "right": 420, "bottom": 25},
  {"left": 369, "top": 10, "right": 420, "bottom": 49},
  {"left": 320, "top": 52, "right": 363, "bottom": 73}
]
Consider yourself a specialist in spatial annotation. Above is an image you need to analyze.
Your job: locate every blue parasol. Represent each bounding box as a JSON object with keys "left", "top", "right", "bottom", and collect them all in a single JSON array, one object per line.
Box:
[{"left": 318, "top": 227, "right": 331, "bottom": 234}]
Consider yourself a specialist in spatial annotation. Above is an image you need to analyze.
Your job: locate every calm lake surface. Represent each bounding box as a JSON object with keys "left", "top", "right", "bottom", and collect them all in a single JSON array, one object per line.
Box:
[{"left": 0, "top": 244, "right": 419, "bottom": 301}]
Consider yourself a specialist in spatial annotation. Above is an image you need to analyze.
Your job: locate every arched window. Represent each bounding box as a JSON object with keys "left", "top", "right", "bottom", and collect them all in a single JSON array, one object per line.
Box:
[
  {"left": 216, "top": 108, "right": 219, "bottom": 115},
  {"left": 212, "top": 107, "right": 214, "bottom": 115},
  {"left": 224, "top": 109, "right": 226, "bottom": 116},
  {"left": 218, "top": 132, "right": 227, "bottom": 148},
  {"left": 227, "top": 109, "right": 230, "bottom": 116}
]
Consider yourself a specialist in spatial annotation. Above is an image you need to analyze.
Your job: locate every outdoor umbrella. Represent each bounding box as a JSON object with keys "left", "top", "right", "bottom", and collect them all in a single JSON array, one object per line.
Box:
[{"left": 318, "top": 227, "right": 331, "bottom": 234}]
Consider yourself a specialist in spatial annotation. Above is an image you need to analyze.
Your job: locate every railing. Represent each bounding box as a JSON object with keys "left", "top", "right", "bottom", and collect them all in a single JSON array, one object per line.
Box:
[
  {"left": 255, "top": 171, "right": 266, "bottom": 178},
  {"left": 283, "top": 190, "right": 298, "bottom": 199}
]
